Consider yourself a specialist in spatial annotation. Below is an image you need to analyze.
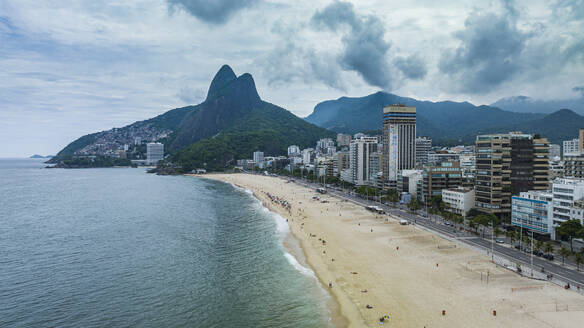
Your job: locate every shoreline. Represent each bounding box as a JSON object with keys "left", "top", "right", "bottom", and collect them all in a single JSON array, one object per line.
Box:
[
  {"left": 192, "top": 173, "right": 584, "bottom": 328},
  {"left": 216, "top": 178, "right": 352, "bottom": 328}
]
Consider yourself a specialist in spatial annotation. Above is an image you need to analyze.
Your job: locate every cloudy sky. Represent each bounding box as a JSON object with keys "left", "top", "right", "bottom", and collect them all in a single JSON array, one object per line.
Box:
[{"left": 1, "top": 0, "right": 583, "bottom": 157}]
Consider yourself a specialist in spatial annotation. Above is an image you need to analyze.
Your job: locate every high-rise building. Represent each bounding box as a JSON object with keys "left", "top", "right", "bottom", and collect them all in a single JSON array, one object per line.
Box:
[
  {"left": 564, "top": 154, "right": 584, "bottom": 178},
  {"left": 350, "top": 137, "right": 378, "bottom": 186},
  {"left": 316, "top": 138, "right": 335, "bottom": 153},
  {"left": 333, "top": 151, "right": 350, "bottom": 175},
  {"left": 382, "top": 104, "right": 416, "bottom": 184},
  {"left": 287, "top": 145, "right": 300, "bottom": 156},
  {"left": 419, "top": 161, "right": 463, "bottom": 203},
  {"left": 368, "top": 152, "right": 382, "bottom": 187},
  {"left": 563, "top": 138, "right": 579, "bottom": 156},
  {"left": 415, "top": 136, "right": 431, "bottom": 167},
  {"left": 253, "top": 151, "right": 264, "bottom": 168},
  {"left": 475, "top": 132, "right": 549, "bottom": 217},
  {"left": 302, "top": 148, "right": 314, "bottom": 164},
  {"left": 146, "top": 142, "right": 164, "bottom": 165},
  {"left": 336, "top": 133, "right": 352, "bottom": 147},
  {"left": 562, "top": 129, "right": 584, "bottom": 157}
]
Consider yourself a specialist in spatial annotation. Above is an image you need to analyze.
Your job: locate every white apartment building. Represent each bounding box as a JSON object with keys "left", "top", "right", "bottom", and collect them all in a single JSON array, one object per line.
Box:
[
  {"left": 302, "top": 148, "right": 314, "bottom": 164},
  {"left": 442, "top": 187, "right": 475, "bottom": 216},
  {"left": 551, "top": 178, "right": 584, "bottom": 239},
  {"left": 287, "top": 145, "right": 300, "bottom": 156},
  {"left": 146, "top": 142, "right": 164, "bottom": 165},
  {"left": 340, "top": 168, "right": 353, "bottom": 184},
  {"left": 253, "top": 151, "right": 265, "bottom": 168},
  {"left": 316, "top": 138, "right": 335, "bottom": 152},
  {"left": 349, "top": 137, "right": 378, "bottom": 186},
  {"left": 563, "top": 138, "right": 580, "bottom": 156},
  {"left": 397, "top": 169, "right": 423, "bottom": 198}
]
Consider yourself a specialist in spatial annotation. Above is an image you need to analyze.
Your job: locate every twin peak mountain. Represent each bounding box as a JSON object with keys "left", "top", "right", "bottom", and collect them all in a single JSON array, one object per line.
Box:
[{"left": 54, "top": 64, "right": 584, "bottom": 170}]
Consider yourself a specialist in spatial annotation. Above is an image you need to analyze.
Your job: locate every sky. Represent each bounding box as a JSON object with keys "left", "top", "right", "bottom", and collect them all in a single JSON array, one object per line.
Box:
[{"left": 1, "top": 0, "right": 583, "bottom": 157}]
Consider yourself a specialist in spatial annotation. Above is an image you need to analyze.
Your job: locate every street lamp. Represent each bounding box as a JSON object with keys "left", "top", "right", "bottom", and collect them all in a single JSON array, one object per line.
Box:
[{"left": 491, "top": 217, "right": 494, "bottom": 261}]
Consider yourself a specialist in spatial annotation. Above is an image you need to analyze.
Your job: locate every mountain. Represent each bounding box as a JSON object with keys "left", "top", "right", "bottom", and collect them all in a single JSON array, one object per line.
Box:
[
  {"left": 171, "top": 65, "right": 335, "bottom": 171},
  {"left": 497, "top": 109, "right": 584, "bottom": 144},
  {"left": 50, "top": 105, "right": 193, "bottom": 161},
  {"left": 52, "top": 65, "right": 334, "bottom": 171},
  {"left": 305, "top": 91, "right": 545, "bottom": 144},
  {"left": 29, "top": 154, "right": 51, "bottom": 159},
  {"left": 491, "top": 95, "right": 584, "bottom": 114}
]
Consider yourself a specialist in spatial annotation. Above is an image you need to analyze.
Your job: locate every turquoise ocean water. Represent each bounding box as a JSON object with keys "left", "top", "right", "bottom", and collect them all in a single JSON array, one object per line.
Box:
[{"left": 0, "top": 159, "right": 334, "bottom": 327}]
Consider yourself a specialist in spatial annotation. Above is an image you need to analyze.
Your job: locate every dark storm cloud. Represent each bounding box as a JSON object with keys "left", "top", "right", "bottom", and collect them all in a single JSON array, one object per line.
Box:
[
  {"left": 393, "top": 55, "right": 427, "bottom": 80},
  {"left": 260, "top": 40, "right": 347, "bottom": 91},
  {"left": 438, "top": 1, "right": 529, "bottom": 93},
  {"left": 311, "top": 1, "right": 395, "bottom": 90},
  {"left": 167, "top": 0, "right": 257, "bottom": 24}
]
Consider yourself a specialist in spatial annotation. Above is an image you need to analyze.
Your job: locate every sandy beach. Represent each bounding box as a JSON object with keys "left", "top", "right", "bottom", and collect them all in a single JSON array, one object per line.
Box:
[{"left": 198, "top": 173, "right": 584, "bottom": 328}]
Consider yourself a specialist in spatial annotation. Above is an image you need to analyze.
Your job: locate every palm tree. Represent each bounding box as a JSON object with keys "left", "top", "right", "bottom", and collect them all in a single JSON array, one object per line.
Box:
[
  {"left": 493, "top": 226, "right": 502, "bottom": 239},
  {"left": 506, "top": 230, "right": 516, "bottom": 246},
  {"left": 535, "top": 240, "right": 544, "bottom": 253},
  {"left": 523, "top": 236, "right": 532, "bottom": 252},
  {"left": 575, "top": 253, "right": 584, "bottom": 271},
  {"left": 558, "top": 246, "right": 571, "bottom": 266}
]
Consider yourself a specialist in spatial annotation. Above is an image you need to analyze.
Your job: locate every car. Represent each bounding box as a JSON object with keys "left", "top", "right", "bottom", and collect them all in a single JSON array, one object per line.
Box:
[
  {"left": 532, "top": 250, "right": 543, "bottom": 256},
  {"left": 543, "top": 254, "right": 555, "bottom": 261},
  {"left": 495, "top": 239, "right": 505, "bottom": 244},
  {"left": 444, "top": 221, "right": 451, "bottom": 226},
  {"left": 515, "top": 245, "right": 521, "bottom": 250}
]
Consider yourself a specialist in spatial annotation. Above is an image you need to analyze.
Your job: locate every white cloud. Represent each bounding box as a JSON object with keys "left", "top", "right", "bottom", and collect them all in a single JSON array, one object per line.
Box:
[{"left": 0, "top": 0, "right": 582, "bottom": 156}]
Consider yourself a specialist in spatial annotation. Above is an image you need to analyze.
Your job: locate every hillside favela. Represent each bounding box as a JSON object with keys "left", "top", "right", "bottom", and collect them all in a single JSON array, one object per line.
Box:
[{"left": 3, "top": 1, "right": 584, "bottom": 328}]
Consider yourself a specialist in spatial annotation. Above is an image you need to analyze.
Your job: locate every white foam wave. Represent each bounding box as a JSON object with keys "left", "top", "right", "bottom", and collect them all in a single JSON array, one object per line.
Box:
[
  {"left": 271, "top": 212, "right": 290, "bottom": 235},
  {"left": 229, "top": 182, "right": 253, "bottom": 195},
  {"left": 229, "top": 183, "right": 317, "bottom": 280},
  {"left": 284, "top": 252, "right": 316, "bottom": 278}
]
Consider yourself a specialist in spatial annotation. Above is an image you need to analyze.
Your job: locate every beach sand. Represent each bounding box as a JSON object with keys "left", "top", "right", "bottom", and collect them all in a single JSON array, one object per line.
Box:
[{"left": 198, "top": 173, "right": 584, "bottom": 328}]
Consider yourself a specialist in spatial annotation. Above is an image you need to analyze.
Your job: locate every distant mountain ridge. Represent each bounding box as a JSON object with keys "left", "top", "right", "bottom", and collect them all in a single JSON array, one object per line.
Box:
[
  {"left": 305, "top": 91, "right": 583, "bottom": 144},
  {"left": 52, "top": 65, "right": 334, "bottom": 171},
  {"left": 491, "top": 95, "right": 584, "bottom": 114}
]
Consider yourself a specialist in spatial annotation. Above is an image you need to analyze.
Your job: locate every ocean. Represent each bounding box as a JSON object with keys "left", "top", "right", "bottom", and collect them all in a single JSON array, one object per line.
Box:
[{"left": 0, "top": 159, "right": 333, "bottom": 327}]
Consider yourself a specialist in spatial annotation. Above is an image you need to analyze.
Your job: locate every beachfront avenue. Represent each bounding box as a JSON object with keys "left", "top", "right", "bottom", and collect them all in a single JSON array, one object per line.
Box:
[{"left": 293, "top": 178, "right": 584, "bottom": 289}]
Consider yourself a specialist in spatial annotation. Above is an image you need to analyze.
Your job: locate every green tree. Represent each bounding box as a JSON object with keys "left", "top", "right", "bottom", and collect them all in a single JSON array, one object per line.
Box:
[
  {"left": 574, "top": 253, "right": 584, "bottom": 271},
  {"left": 493, "top": 226, "right": 503, "bottom": 239},
  {"left": 534, "top": 240, "right": 544, "bottom": 253},
  {"left": 506, "top": 230, "right": 517, "bottom": 246},
  {"left": 407, "top": 199, "right": 422, "bottom": 212},
  {"left": 558, "top": 246, "right": 571, "bottom": 265},
  {"left": 543, "top": 241, "right": 554, "bottom": 257},
  {"left": 556, "top": 220, "right": 584, "bottom": 252}
]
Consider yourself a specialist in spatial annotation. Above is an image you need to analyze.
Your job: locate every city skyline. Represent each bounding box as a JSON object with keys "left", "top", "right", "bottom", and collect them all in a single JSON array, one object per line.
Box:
[{"left": 1, "top": 0, "right": 584, "bottom": 157}]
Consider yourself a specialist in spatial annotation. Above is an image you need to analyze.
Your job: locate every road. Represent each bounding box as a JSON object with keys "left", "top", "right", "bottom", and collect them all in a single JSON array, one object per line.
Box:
[{"left": 291, "top": 178, "right": 584, "bottom": 287}]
